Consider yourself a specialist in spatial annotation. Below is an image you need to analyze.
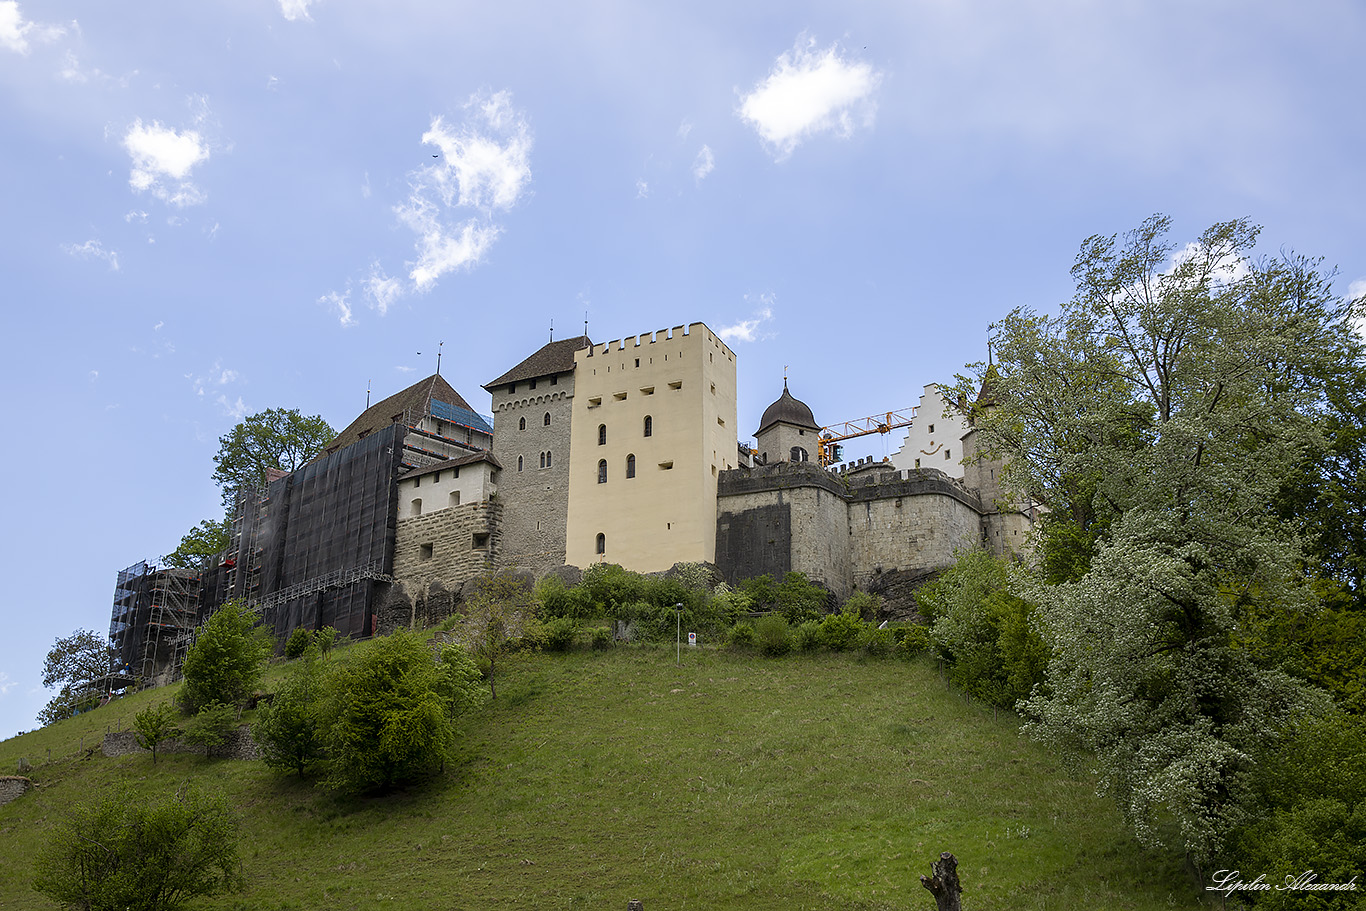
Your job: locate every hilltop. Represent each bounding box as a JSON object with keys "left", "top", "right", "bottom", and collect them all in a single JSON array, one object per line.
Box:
[{"left": 0, "top": 647, "right": 1194, "bottom": 910}]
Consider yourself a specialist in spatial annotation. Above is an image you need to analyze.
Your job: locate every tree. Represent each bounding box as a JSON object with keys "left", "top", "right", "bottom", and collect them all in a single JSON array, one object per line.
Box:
[
  {"left": 211, "top": 407, "right": 335, "bottom": 507},
  {"left": 132, "top": 703, "right": 181, "bottom": 764},
  {"left": 958, "top": 216, "right": 1355, "bottom": 866},
  {"left": 321, "top": 631, "right": 482, "bottom": 793},
  {"left": 32, "top": 787, "right": 243, "bottom": 911},
  {"left": 253, "top": 651, "right": 326, "bottom": 777},
  {"left": 162, "top": 518, "right": 230, "bottom": 570},
  {"left": 178, "top": 602, "right": 272, "bottom": 714},
  {"left": 39, "top": 629, "right": 111, "bottom": 726},
  {"left": 455, "top": 570, "right": 539, "bottom": 700},
  {"left": 181, "top": 702, "right": 237, "bottom": 759}
]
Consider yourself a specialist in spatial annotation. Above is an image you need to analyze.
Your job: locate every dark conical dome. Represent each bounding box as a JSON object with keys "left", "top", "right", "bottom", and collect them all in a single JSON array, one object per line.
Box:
[{"left": 756, "top": 381, "right": 820, "bottom": 435}]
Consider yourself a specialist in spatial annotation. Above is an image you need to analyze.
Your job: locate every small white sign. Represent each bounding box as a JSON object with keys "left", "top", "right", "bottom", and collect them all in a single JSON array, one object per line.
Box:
[{"left": 688, "top": 632, "right": 697, "bottom": 647}]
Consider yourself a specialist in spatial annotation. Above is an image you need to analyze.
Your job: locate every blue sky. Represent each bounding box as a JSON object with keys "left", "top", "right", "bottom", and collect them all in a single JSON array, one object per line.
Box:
[{"left": 1, "top": 0, "right": 1363, "bottom": 739}]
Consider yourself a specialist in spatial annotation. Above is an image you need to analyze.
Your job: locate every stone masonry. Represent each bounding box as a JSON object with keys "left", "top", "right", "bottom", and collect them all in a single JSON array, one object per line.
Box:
[{"left": 394, "top": 500, "right": 503, "bottom": 600}]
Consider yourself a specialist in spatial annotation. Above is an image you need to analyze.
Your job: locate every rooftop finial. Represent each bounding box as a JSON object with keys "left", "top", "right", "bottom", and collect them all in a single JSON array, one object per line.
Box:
[
  {"left": 550, "top": 318, "right": 554, "bottom": 342},
  {"left": 436, "top": 340, "right": 444, "bottom": 376},
  {"left": 366, "top": 380, "right": 371, "bottom": 409},
  {"left": 783, "top": 365, "right": 789, "bottom": 390}
]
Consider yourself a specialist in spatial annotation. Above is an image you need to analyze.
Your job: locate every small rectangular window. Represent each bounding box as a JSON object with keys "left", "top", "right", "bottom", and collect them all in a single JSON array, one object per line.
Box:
[
  {"left": 587, "top": 397, "right": 602, "bottom": 408},
  {"left": 530, "top": 378, "right": 537, "bottom": 389},
  {"left": 472, "top": 532, "right": 489, "bottom": 550},
  {"left": 668, "top": 381, "right": 682, "bottom": 390},
  {"left": 551, "top": 375, "right": 558, "bottom": 386},
  {"left": 634, "top": 358, "right": 640, "bottom": 367},
  {"left": 432, "top": 471, "right": 440, "bottom": 483},
  {"left": 640, "top": 386, "right": 654, "bottom": 395},
  {"left": 614, "top": 391, "right": 627, "bottom": 401},
  {"left": 419, "top": 543, "right": 433, "bottom": 561},
  {"left": 658, "top": 461, "right": 674, "bottom": 470},
  {"left": 945, "top": 449, "right": 951, "bottom": 460},
  {"left": 414, "top": 476, "right": 421, "bottom": 487},
  {"left": 717, "top": 417, "right": 725, "bottom": 426},
  {"left": 507, "top": 384, "right": 516, "bottom": 394}
]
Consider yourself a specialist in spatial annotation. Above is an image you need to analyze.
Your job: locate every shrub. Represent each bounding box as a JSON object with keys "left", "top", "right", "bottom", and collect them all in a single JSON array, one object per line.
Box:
[
  {"left": 895, "top": 624, "right": 932, "bottom": 655},
  {"left": 819, "top": 611, "right": 865, "bottom": 651},
  {"left": 843, "top": 591, "right": 881, "bottom": 621},
  {"left": 589, "top": 626, "right": 612, "bottom": 650},
  {"left": 33, "top": 788, "right": 243, "bottom": 911},
  {"left": 537, "top": 576, "right": 595, "bottom": 620},
  {"left": 541, "top": 617, "right": 578, "bottom": 652},
  {"left": 793, "top": 620, "right": 822, "bottom": 651},
  {"left": 776, "top": 572, "right": 828, "bottom": 623},
  {"left": 728, "top": 621, "right": 756, "bottom": 649},
  {"left": 315, "top": 626, "right": 338, "bottom": 656},
  {"left": 253, "top": 652, "right": 325, "bottom": 777},
  {"left": 132, "top": 702, "right": 180, "bottom": 764},
  {"left": 754, "top": 615, "right": 792, "bottom": 656},
  {"left": 861, "top": 627, "right": 894, "bottom": 658},
  {"left": 284, "top": 627, "right": 313, "bottom": 659}
]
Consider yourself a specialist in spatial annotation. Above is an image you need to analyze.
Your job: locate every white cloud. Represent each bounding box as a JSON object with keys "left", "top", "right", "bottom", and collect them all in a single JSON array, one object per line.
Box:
[
  {"left": 677, "top": 119, "right": 693, "bottom": 141},
  {"left": 718, "top": 295, "right": 776, "bottom": 343},
  {"left": 266, "top": 75, "right": 279, "bottom": 91},
  {"left": 738, "top": 36, "right": 881, "bottom": 160},
  {"left": 363, "top": 265, "right": 403, "bottom": 315},
  {"left": 89, "top": 370, "right": 98, "bottom": 382},
  {"left": 0, "top": 671, "right": 14, "bottom": 697},
  {"left": 396, "top": 90, "right": 531, "bottom": 291},
  {"left": 153, "top": 321, "right": 163, "bottom": 330},
  {"left": 279, "top": 0, "right": 319, "bottom": 21},
  {"left": 123, "top": 119, "right": 210, "bottom": 206},
  {"left": 692, "top": 144, "right": 715, "bottom": 183},
  {"left": 0, "top": 1, "right": 64, "bottom": 54},
  {"left": 395, "top": 365, "right": 416, "bottom": 374},
  {"left": 319, "top": 289, "right": 355, "bottom": 328},
  {"left": 216, "top": 394, "right": 248, "bottom": 420},
  {"left": 125, "top": 210, "right": 148, "bottom": 223},
  {"left": 361, "top": 170, "right": 371, "bottom": 199},
  {"left": 62, "top": 239, "right": 119, "bottom": 271},
  {"left": 635, "top": 178, "right": 650, "bottom": 199}
]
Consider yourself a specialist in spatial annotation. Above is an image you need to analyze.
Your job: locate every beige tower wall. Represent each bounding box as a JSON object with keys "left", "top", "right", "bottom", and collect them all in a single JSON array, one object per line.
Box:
[{"left": 565, "top": 323, "right": 737, "bottom": 573}]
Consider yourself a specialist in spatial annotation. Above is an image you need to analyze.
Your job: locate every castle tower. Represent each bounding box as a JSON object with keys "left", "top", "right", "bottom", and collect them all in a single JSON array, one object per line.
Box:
[
  {"left": 483, "top": 335, "right": 591, "bottom": 576},
  {"left": 754, "top": 380, "right": 820, "bottom": 464},
  {"left": 564, "top": 323, "right": 737, "bottom": 572}
]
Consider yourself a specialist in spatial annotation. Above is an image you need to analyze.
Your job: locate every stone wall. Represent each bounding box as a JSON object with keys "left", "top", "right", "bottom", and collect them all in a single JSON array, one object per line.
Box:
[
  {"left": 490, "top": 387, "right": 575, "bottom": 577},
  {"left": 0, "top": 776, "right": 32, "bottom": 807},
  {"left": 847, "top": 470, "right": 983, "bottom": 592},
  {"left": 102, "top": 727, "right": 261, "bottom": 760},
  {"left": 393, "top": 500, "right": 502, "bottom": 600}
]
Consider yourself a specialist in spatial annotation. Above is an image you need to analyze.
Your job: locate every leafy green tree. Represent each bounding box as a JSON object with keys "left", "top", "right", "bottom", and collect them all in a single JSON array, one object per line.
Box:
[
  {"left": 211, "top": 407, "right": 335, "bottom": 507},
  {"left": 321, "top": 631, "right": 482, "bottom": 793},
  {"left": 455, "top": 570, "right": 539, "bottom": 700},
  {"left": 162, "top": 518, "right": 231, "bottom": 570},
  {"left": 178, "top": 602, "right": 272, "bottom": 714},
  {"left": 315, "top": 625, "right": 338, "bottom": 657},
  {"left": 32, "top": 788, "right": 243, "bottom": 911},
  {"left": 253, "top": 650, "right": 326, "bottom": 777},
  {"left": 968, "top": 216, "right": 1354, "bottom": 866},
  {"left": 132, "top": 703, "right": 181, "bottom": 765},
  {"left": 39, "top": 628, "right": 110, "bottom": 726},
  {"left": 284, "top": 627, "right": 313, "bottom": 659}
]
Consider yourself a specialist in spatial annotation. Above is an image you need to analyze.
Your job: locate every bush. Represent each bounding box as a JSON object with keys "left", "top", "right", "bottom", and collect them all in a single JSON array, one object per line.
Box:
[
  {"left": 315, "top": 626, "right": 338, "bottom": 656},
  {"left": 541, "top": 617, "right": 578, "bottom": 652},
  {"left": 819, "top": 611, "right": 865, "bottom": 651},
  {"left": 589, "top": 626, "right": 612, "bottom": 650},
  {"left": 253, "top": 652, "right": 325, "bottom": 778},
  {"left": 537, "top": 576, "right": 595, "bottom": 620},
  {"left": 793, "top": 620, "right": 822, "bottom": 651},
  {"left": 182, "top": 702, "right": 237, "bottom": 758},
  {"left": 861, "top": 626, "right": 894, "bottom": 657},
  {"left": 754, "top": 615, "right": 792, "bottom": 656},
  {"left": 894, "top": 624, "right": 932, "bottom": 655},
  {"left": 284, "top": 627, "right": 313, "bottom": 659},
  {"left": 728, "top": 621, "right": 756, "bottom": 649},
  {"left": 33, "top": 788, "right": 243, "bottom": 911},
  {"left": 777, "top": 572, "right": 829, "bottom": 623},
  {"left": 132, "top": 702, "right": 180, "bottom": 764},
  {"left": 843, "top": 591, "right": 881, "bottom": 621}
]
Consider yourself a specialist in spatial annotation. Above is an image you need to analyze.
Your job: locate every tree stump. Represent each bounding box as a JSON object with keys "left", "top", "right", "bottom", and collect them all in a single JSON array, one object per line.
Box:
[
  {"left": 920, "top": 852, "right": 962, "bottom": 911},
  {"left": 627, "top": 901, "right": 645, "bottom": 911}
]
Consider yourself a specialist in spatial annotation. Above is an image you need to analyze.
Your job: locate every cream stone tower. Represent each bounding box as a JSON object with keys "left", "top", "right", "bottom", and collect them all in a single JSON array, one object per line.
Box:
[{"left": 564, "top": 323, "right": 737, "bottom": 572}]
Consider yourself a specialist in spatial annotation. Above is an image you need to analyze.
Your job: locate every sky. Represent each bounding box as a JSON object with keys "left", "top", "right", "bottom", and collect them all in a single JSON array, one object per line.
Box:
[{"left": 2, "top": 0, "right": 1363, "bottom": 740}]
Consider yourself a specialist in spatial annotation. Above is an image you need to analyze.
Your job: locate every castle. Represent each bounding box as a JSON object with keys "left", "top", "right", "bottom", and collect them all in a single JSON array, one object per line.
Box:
[{"left": 108, "top": 322, "right": 1036, "bottom": 684}]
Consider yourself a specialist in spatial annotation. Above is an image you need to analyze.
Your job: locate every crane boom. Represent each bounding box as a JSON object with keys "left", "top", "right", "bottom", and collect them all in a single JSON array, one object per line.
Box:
[{"left": 817, "top": 406, "right": 917, "bottom": 466}]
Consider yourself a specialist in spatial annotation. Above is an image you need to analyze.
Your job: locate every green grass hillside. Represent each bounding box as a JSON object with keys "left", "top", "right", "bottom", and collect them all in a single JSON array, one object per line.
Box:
[{"left": 0, "top": 648, "right": 1195, "bottom": 910}]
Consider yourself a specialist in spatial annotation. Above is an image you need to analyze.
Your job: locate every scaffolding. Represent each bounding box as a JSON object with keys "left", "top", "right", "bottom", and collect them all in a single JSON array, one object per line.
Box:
[{"left": 109, "top": 561, "right": 202, "bottom": 686}]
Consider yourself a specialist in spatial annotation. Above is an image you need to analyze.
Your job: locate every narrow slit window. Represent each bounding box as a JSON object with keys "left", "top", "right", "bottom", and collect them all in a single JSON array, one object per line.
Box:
[
  {"left": 598, "top": 459, "right": 607, "bottom": 483},
  {"left": 626, "top": 454, "right": 636, "bottom": 478}
]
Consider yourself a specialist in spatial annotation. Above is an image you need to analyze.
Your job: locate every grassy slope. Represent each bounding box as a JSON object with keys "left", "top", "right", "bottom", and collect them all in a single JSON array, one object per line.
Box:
[{"left": 0, "top": 648, "right": 1196, "bottom": 910}]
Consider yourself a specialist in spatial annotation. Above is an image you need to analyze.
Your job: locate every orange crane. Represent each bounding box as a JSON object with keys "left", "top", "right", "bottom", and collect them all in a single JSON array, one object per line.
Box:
[{"left": 817, "top": 406, "right": 917, "bottom": 466}]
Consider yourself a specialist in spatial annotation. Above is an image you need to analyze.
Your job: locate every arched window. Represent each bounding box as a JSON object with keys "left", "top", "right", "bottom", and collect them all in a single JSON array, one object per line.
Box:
[
  {"left": 544, "top": 412, "right": 551, "bottom": 426},
  {"left": 598, "top": 424, "right": 607, "bottom": 445},
  {"left": 598, "top": 459, "right": 607, "bottom": 484},
  {"left": 626, "top": 454, "right": 636, "bottom": 478},
  {"left": 517, "top": 455, "right": 524, "bottom": 472},
  {"left": 545, "top": 450, "right": 552, "bottom": 467},
  {"left": 643, "top": 415, "right": 653, "bottom": 437},
  {"left": 595, "top": 533, "right": 606, "bottom": 555},
  {"left": 791, "top": 446, "right": 808, "bottom": 462},
  {"left": 539, "top": 452, "right": 546, "bottom": 469},
  {"left": 519, "top": 416, "right": 526, "bottom": 431},
  {"left": 410, "top": 498, "right": 422, "bottom": 517}
]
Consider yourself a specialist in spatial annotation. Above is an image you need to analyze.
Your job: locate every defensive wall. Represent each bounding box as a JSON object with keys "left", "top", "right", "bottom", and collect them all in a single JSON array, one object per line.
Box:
[{"left": 716, "top": 461, "right": 986, "bottom": 615}]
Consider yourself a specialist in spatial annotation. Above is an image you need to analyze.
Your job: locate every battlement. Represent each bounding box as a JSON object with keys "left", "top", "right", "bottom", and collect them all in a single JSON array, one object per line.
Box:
[{"left": 584, "top": 324, "right": 691, "bottom": 357}]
